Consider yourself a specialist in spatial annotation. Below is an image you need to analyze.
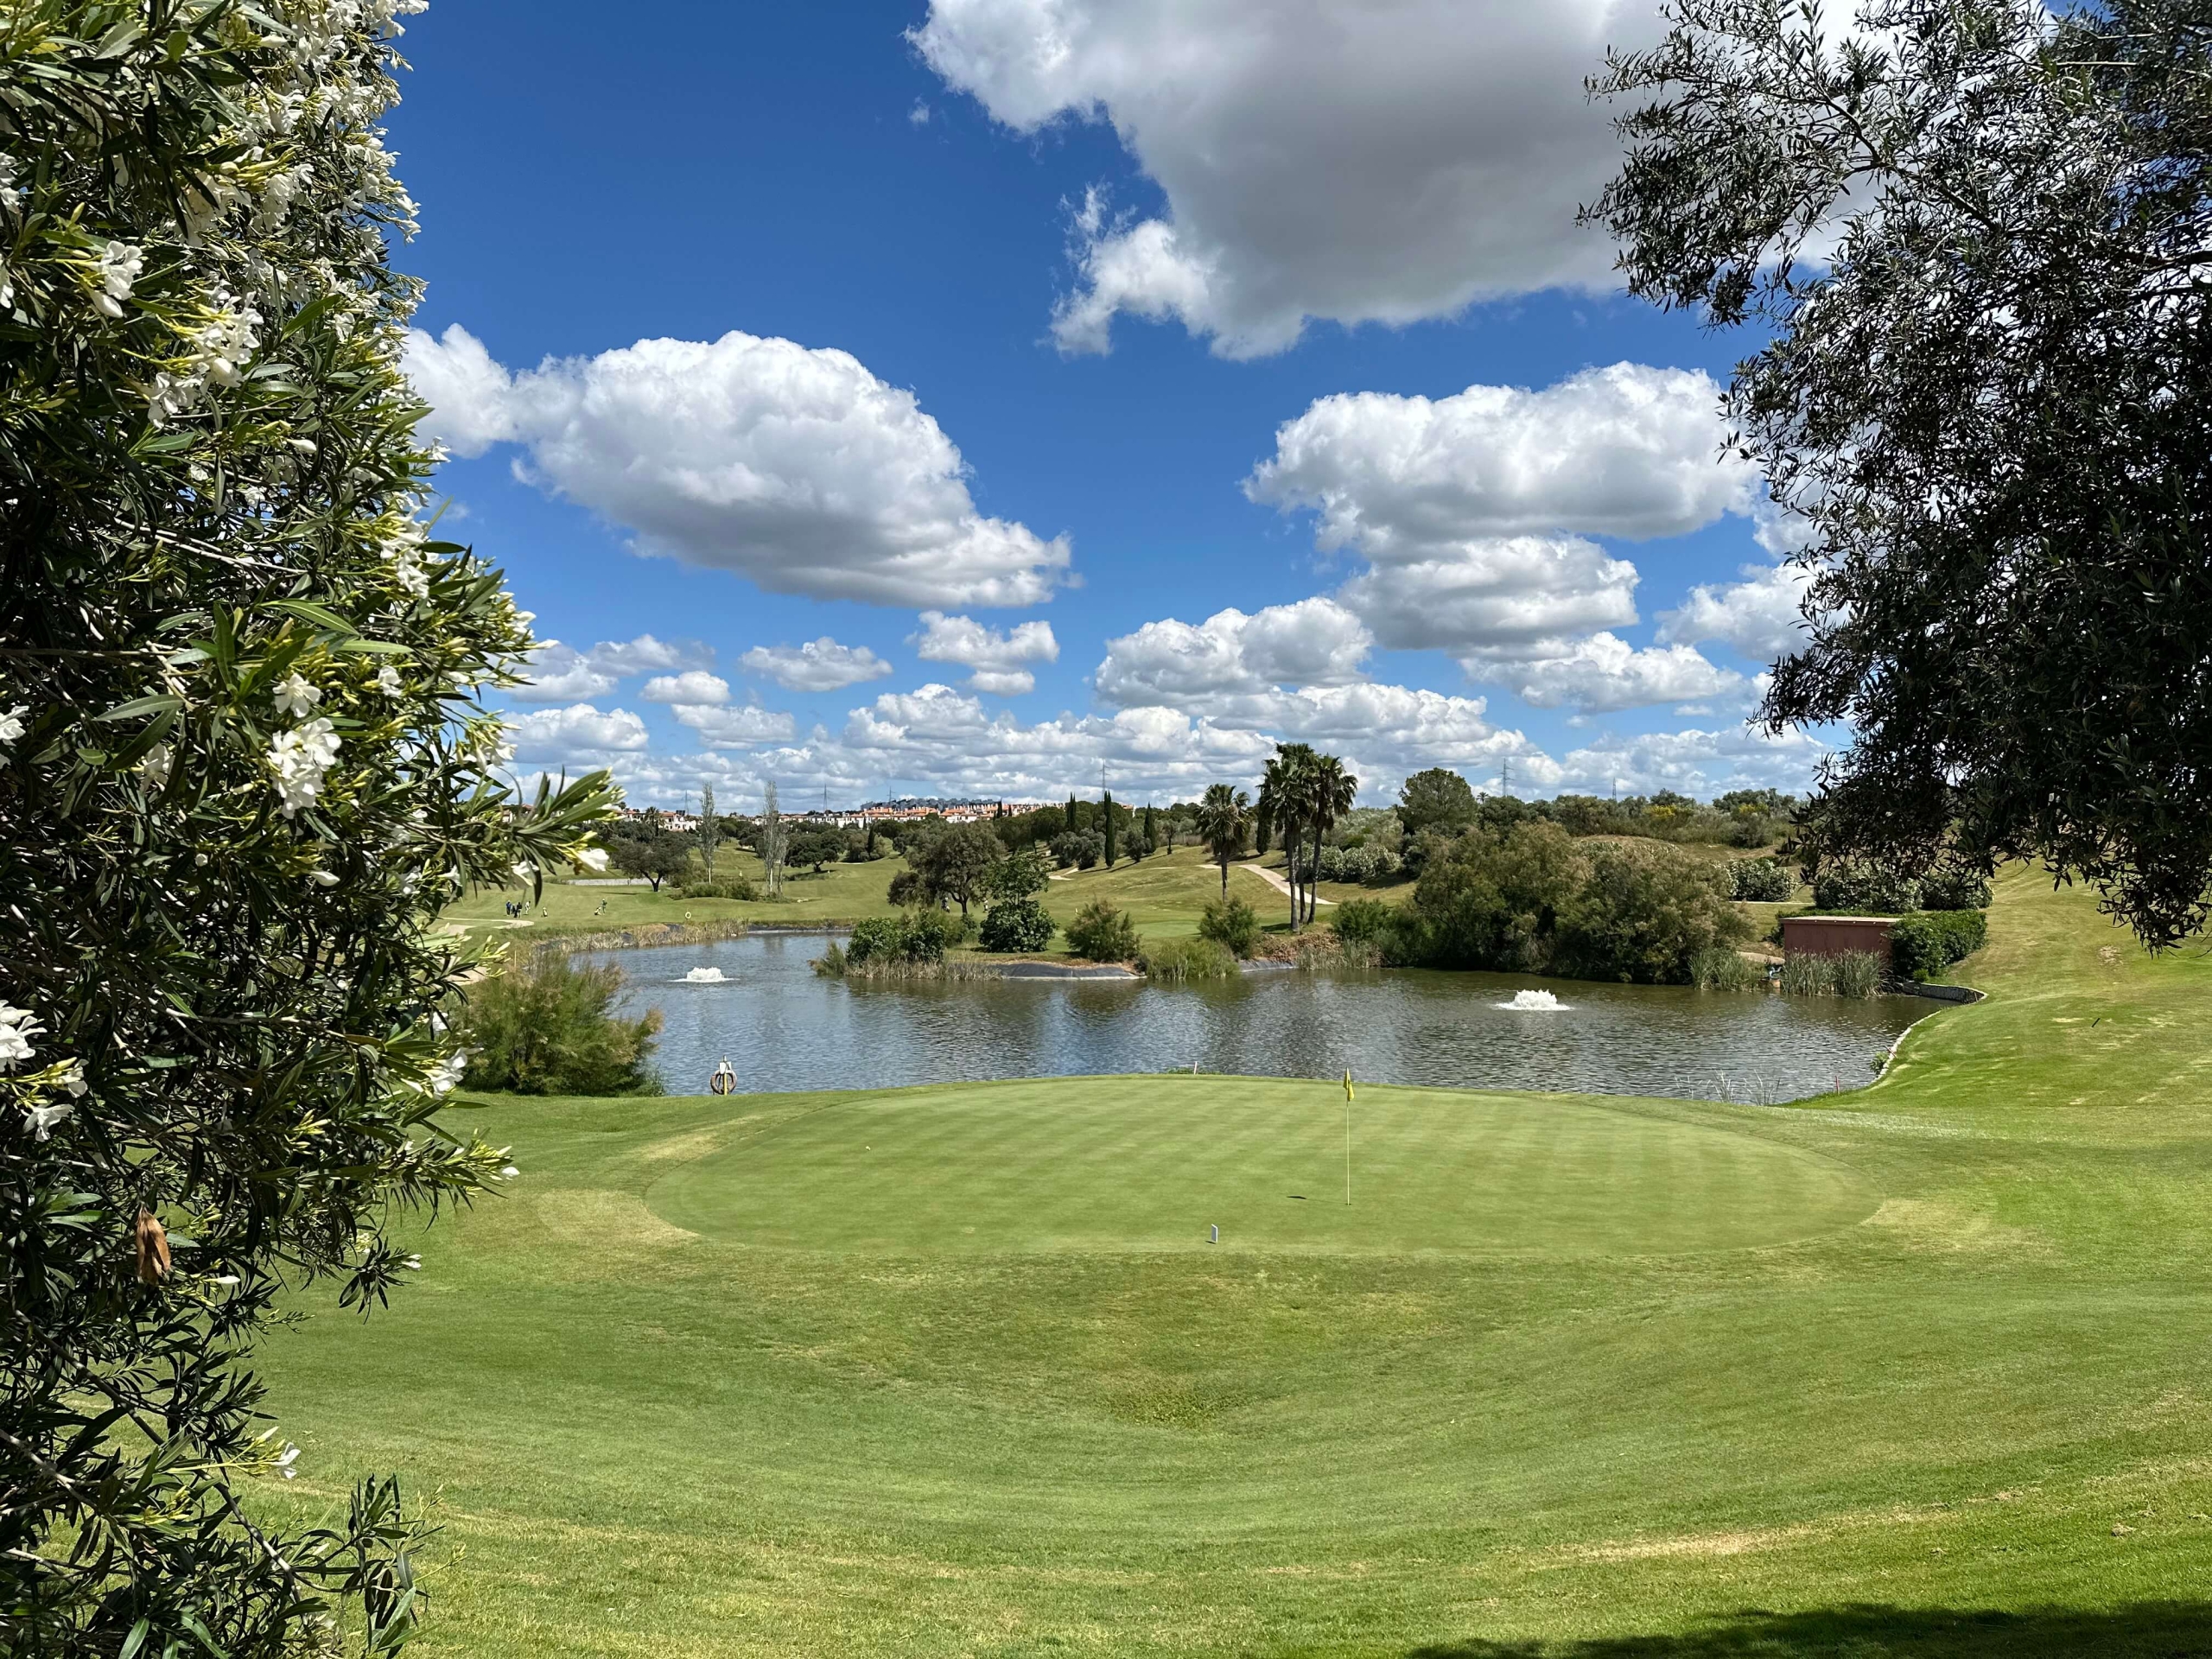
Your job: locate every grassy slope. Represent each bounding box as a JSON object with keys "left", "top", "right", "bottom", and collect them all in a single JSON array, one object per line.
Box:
[{"left": 258, "top": 868, "right": 2212, "bottom": 1657}]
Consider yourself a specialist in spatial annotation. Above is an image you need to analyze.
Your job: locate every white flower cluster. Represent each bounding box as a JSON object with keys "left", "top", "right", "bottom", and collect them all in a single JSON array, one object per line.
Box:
[
  {"left": 0, "top": 153, "right": 20, "bottom": 214},
  {"left": 269, "top": 716, "right": 341, "bottom": 817},
  {"left": 139, "top": 742, "right": 173, "bottom": 791},
  {"left": 149, "top": 288, "right": 264, "bottom": 427},
  {"left": 0, "top": 1002, "right": 43, "bottom": 1071},
  {"left": 386, "top": 523, "right": 430, "bottom": 599},
  {"left": 92, "top": 241, "right": 143, "bottom": 319},
  {"left": 423, "top": 1050, "right": 469, "bottom": 1096},
  {"left": 374, "top": 664, "right": 403, "bottom": 697},
  {"left": 0, "top": 705, "right": 27, "bottom": 747}
]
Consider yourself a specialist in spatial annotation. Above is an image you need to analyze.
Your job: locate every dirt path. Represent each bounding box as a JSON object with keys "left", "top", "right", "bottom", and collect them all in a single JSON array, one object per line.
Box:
[{"left": 1237, "top": 861, "right": 1335, "bottom": 906}]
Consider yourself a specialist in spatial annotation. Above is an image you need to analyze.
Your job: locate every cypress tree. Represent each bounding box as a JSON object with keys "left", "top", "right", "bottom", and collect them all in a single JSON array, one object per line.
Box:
[{"left": 1103, "top": 791, "right": 1116, "bottom": 866}]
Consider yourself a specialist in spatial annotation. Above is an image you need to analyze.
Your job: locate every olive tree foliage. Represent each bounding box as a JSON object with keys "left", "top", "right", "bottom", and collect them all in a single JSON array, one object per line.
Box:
[
  {"left": 1590, "top": 0, "right": 2212, "bottom": 945},
  {"left": 0, "top": 4, "right": 614, "bottom": 1655}
]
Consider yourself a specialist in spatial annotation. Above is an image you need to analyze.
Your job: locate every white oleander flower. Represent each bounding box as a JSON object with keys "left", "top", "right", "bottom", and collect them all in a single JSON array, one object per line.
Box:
[
  {"left": 269, "top": 717, "right": 340, "bottom": 817},
  {"left": 274, "top": 1443, "right": 299, "bottom": 1479},
  {"left": 210, "top": 1274, "right": 241, "bottom": 1287},
  {"left": 139, "top": 742, "right": 173, "bottom": 791},
  {"left": 0, "top": 705, "right": 27, "bottom": 747},
  {"left": 272, "top": 671, "right": 321, "bottom": 717},
  {"left": 58, "top": 1061, "right": 87, "bottom": 1098},
  {"left": 0, "top": 1003, "right": 42, "bottom": 1071},
  {"left": 576, "top": 847, "right": 610, "bottom": 872},
  {"left": 306, "top": 868, "right": 339, "bottom": 887},
  {"left": 374, "top": 664, "right": 403, "bottom": 697},
  {"left": 92, "top": 241, "right": 143, "bottom": 317},
  {"left": 23, "top": 1102, "right": 71, "bottom": 1140}
]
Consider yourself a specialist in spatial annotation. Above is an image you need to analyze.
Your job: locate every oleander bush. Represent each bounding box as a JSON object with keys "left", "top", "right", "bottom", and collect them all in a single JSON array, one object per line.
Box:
[
  {"left": 1889, "top": 909, "right": 1990, "bottom": 980},
  {"left": 1065, "top": 900, "right": 1141, "bottom": 963},
  {"left": 979, "top": 897, "right": 1056, "bottom": 953},
  {"left": 1729, "top": 856, "right": 1796, "bottom": 902},
  {"left": 457, "top": 958, "right": 660, "bottom": 1096},
  {"left": 1198, "top": 895, "right": 1262, "bottom": 957}
]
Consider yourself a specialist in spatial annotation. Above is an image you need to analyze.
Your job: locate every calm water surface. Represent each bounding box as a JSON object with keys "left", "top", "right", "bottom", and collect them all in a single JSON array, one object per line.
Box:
[{"left": 584, "top": 933, "right": 1928, "bottom": 1104}]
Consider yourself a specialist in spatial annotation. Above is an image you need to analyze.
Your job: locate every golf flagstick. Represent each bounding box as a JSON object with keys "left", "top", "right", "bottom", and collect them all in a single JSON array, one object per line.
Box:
[{"left": 1343, "top": 1069, "right": 1355, "bottom": 1205}]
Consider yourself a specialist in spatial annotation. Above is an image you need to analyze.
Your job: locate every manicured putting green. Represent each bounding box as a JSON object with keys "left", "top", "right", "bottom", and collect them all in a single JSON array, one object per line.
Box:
[{"left": 646, "top": 1076, "right": 1878, "bottom": 1255}]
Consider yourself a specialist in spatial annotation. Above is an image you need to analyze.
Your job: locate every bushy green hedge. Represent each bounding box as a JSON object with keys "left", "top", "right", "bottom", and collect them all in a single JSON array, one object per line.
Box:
[
  {"left": 1729, "top": 856, "right": 1795, "bottom": 902},
  {"left": 1065, "top": 900, "right": 1140, "bottom": 962},
  {"left": 1198, "top": 895, "right": 1261, "bottom": 957},
  {"left": 979, "top": 897, "right": 1056, "bottom": 952},
  {"left": 1920, "top": 867, "right": 1994, "bottom": 911},
  {"left": 1137, "top": 938, "right": 1237, "bottom": 981},
  {"left": 1889, "top": 909, "right": 1989, "bottom": 980},
  {"left": 458, "top": 957, "right": 662, "bottom": 1095},
  {"left": 848, "top": 909, "right": 964, "bottom": 965},
  {"left": 1391, "top": 824, "right": 1750, "bottom": 983},
  {"left": 681, "top": 877, "right": 758, "bottom": 900},
  {"left": 1812, "top": 860, "right": 1922, "bottom": 913}
]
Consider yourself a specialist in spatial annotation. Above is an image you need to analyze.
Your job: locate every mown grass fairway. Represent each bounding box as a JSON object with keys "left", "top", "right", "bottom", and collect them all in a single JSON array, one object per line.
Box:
[
  {"left": 255, "top": 869, "right": 2212, "bottom": 1656},
  {"left": 650, "top": 1081, "right": 1876, "bottom": 1256}
]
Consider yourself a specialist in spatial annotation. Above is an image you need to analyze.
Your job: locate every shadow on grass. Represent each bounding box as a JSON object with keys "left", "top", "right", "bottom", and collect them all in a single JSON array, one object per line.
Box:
[{"left": 1407, "top": 1602, "right": 2212, "bottom": 1657}]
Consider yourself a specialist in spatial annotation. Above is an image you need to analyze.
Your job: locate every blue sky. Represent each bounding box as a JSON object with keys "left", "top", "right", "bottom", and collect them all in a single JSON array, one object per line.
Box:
[{"left": 393, "top": 0, "right": 1821, "bottom": 810}]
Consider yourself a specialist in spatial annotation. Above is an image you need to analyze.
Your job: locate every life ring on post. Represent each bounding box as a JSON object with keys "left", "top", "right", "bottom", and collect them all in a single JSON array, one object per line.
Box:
[{"left": 709, "top": 1057, "right": 738, "bottom": 1096}]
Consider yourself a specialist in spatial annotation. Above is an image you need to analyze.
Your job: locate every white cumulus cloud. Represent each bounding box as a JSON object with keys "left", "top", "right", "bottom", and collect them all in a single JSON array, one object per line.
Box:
[
  {"left": 513, "top": 634, "right": 714, "bottom": 703},
  {"left": 1096, "top": 598, "right": 1372, "bottom": 709},
  {"left": 739, "top": 638, "right": 896, "bottom": 692},
  {"left": 911, "top": 611, "right": 1060, "bottom": 696},
  {"left": 1659, "top": 562, "right": 1817, "bottom": 663},
  {"left": 1476, "top": 633, "right": 1746, "bottom": 715},
  {"left": 507, "top": 703, "right": 651, "bottom": 764},
  {"left": 1248, "top": 365, "right": 1751, "bottom": 546},
  {"left": 913, "top": 0, "right": 1664, "bottom": 355},
  {"left": 671, "top": 703, "right": 799, "bottom": 747},
  {"left": 639, "top": 671, "right": 733, "bottom": 706},
  {"left": 404, "top": 325, "right": 1070, "bottom": 607}
]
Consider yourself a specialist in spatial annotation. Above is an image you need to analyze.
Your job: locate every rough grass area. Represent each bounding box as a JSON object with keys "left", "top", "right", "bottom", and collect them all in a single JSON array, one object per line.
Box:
[{"left": 254, "top": 868, "right": 2212, "bottom": 1656}]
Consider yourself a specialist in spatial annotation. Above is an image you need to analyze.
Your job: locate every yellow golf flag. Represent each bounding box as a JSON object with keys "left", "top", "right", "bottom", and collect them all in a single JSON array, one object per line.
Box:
[{"left": 1343, "top": 1068, "right": 1354, "bottom": 1103}]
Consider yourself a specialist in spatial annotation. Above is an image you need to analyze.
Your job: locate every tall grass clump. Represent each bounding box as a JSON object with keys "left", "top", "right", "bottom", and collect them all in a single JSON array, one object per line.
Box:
[
  {"left": 1777, "top": 950, "right": 1885, "bottom": 998},
  {"left": 459, "top": 957, "right": 662, "bottom": 1095},
  {"left": 1778, "top": 954, "right": 1835, "bottom": 996},
  {"left": 1137, "top": 938, "right": 1237, "bottom": 982},
  {"left": 1830, "top": 950, "right": 1884, "bottom": 998},
  {"left": 1691, "top": 947, "right": 1764, "bottom": 990}
]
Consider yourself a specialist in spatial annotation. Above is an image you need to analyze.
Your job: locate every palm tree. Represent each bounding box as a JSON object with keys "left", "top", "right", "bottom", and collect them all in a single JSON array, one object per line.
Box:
[
  {"left": 1195, "top": 783, "right": 1249, "bottom": 899},
  {"left": 1258, "top": 745, "right": 1317, "bottom": 929},
  {"left": 1303, "top": 753, "right": 1359, "bottom": 925}
]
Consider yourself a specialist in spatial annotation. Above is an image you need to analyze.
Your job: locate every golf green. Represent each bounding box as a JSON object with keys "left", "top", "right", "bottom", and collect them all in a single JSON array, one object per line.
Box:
[{"left": 645, "top": 1078, "right": 1880, "bottom": 1255}]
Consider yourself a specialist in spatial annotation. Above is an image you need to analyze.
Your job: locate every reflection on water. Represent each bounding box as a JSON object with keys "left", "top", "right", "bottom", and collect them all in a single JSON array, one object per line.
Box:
[{"left": 582, "top": 932, "right": 1929, "bottom": 1104}]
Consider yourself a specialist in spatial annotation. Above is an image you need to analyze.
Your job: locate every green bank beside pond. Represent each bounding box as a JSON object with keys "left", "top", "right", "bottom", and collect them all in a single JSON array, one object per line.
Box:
[{"left": 253, "top": 868, "right": 2212, "bottom": 1656}]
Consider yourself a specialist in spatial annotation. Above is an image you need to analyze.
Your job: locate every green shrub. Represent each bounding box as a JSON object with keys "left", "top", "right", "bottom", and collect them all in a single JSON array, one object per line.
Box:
[
  {"left": 1812, "top": 860, "right": 1921, "bottom": 913},
  {"left": 681, "top": 877, "right": 757, "bottom": 900},
  {"left": 1065, "top": 900, "right": 1141, "bottom": 962},
  {"left": 979, "top": 897, "right": 1056, "bottom": 952},
  {"left": 1198, "top": 895, "right": 1262, "bottom": 957},
  {"left": 811, "top": 941, "right": 848, "bottom": 977},
  {"left": 1778, "top": 953, "right": 1834, "bottom": 995},
  {"left": 1889, "top": 909, "right": 1989, "bottom": 979},
  {"left": 1691, "top": 946, "right": 1764, "bottom": 990},
  {"left": 1920, "top": 866, "right": 1994, "bottom": 911},
  {"left": 457, "top": 957, "right": 661, "bottom": 1096},
  {"left": 1729, "top": 856, "right": 1795, "bottom": 902},
  {"left": 847, "top": 909, "right": 963, "bottom": 966},
  {"left": 1555, "top": 843, "right": 1753, "bottom": 984},
  {"left": 1331, "top": 899, "right": 1400, "bottom": 947},
  {"left": 1137, "top": 937, "right": 1237, "bottom": 981}
]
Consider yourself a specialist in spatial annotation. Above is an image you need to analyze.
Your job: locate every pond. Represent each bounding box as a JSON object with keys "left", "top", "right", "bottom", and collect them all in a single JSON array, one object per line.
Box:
[{"left": 580, "top": 933, "right": 1931, "bottom": 1104}]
